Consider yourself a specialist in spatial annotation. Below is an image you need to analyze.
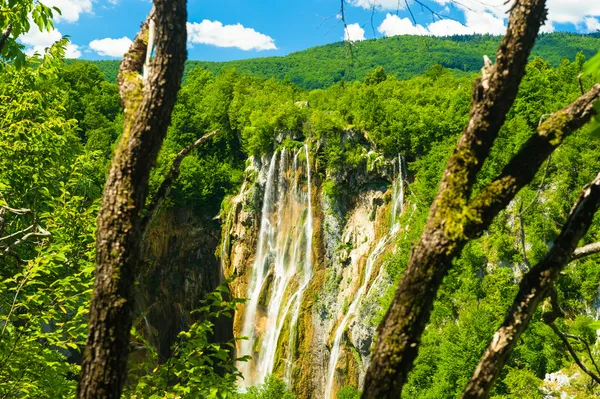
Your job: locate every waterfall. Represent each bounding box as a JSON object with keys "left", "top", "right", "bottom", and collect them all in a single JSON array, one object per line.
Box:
[
  {"left": 238, "top": 146, "right": 313, "bottom": 388},
  {"left": 324, "top": 154, "right": 406, "bottom": 399}
]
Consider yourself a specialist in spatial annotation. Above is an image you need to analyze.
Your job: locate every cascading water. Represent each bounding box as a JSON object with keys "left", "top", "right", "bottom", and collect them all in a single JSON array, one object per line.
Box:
[
  {"left": 324, "top": 154, "right": 407, "bottom": 399},
  {"left": 238, "top": 145, "right": 313, "bottom": 388}
]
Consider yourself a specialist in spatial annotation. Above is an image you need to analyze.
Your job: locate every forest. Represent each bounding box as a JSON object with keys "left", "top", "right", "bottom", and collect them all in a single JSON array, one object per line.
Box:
[
  {"left": 1, "top": 0, "right": 600, "bottom": 399},
  {"left": 83, "top": 32, "right": 600, "bottom": 90}
]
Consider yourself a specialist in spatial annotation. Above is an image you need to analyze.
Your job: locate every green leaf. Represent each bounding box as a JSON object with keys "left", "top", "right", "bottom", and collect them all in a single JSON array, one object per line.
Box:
[
  {"left": 587, "top": 321, "right": 600, "bottom": 330},
  {"left": 583, "top": 52, "right": 600, "bottom": 75}
]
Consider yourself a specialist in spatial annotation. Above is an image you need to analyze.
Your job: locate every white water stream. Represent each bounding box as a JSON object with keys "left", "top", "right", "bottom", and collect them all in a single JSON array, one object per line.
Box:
[
  {"left": 324, "top": 154, "right": 407, "bottom": 399},
  {"left": 238, "top": 146, "right": 313, "bottom": 388}
]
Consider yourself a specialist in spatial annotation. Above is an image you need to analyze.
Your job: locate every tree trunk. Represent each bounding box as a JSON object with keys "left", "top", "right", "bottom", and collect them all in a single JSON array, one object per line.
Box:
[
  {"left": 362, "top": 2, "right": 548, "bottom": 396},
  {"left": 461, "top": 172, "right": 600, "bottom": 398},
  {"left": 76, "top": 0, "right": 187, "bottom": 397},
  {"left": 362, "top": 1, "right": 600, "bottom": 397}
]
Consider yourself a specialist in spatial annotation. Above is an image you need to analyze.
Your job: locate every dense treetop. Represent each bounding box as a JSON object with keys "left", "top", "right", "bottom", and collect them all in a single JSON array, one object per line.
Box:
[
  {"left": 80, "top": 32, "right": 600, "bottom": 89},
  {"left": 2, "top": 30, "right": 600, "bottom": 398}
]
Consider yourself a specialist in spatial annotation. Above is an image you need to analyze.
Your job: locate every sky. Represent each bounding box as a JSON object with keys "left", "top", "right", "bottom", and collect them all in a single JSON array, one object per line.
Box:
[{"left": 18, "top": 0, "right": 600, "bottom": 61}]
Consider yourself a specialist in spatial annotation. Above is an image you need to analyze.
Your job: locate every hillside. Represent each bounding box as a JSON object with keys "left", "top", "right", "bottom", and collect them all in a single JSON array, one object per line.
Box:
[{"left": 82, "top": 32, "right": 600, "bottom": 89}]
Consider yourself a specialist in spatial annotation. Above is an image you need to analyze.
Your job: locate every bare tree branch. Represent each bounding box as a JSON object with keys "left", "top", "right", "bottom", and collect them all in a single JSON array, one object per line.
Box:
[
  {"left": 518, "top": 203, "right": 531, "bottom": 268},
  {"left": 461, "top": 172, "right": 600, "bottom": 399},
  {"left": 141, "top": 129, "right": 218, "bottom": 234},
  {"left": 0, "top": 205, "right": 31, "bottom": 215},
  {"left": 541, "top": 287, "right": 600, "bottom": 383},
  {"left": 573, "top": 242, "right": 600, "bottom": 260},
  {"left": 549, "top": 323, "right": 600, "bottom": 384},
  {"left": 0, "top": 206, "right": 48, "bottom": 258},
  {"left": 467, "top": 84, "right": 600, "bottom": 233},
  {"left": 1, "top": 226, "right": 50, "bottom": 255},
  {"left": 363, "top": 2, "right": 550, "bottom": 397}
]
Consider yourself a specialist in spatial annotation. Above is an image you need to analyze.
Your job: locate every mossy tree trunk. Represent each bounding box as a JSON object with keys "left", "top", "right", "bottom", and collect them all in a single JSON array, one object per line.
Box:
[
  {"left": 362, "top": 1, "right": 600, "bottom": 398},
  {"left": 76, "top": 1, "right": 187, "bottom": 398}
]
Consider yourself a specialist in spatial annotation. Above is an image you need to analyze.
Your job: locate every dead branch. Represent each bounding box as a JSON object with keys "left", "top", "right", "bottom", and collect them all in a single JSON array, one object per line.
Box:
[
  {"left": 0, "top": 224, "right": 35, "bottom": 243},
  {"left": 573, "top": 242, "right": 600, "bottom": 260},
  {"left": 542, "top": 287, "right": 600, "bottom": 383},
  {"left": 467, "top": 84, "right": 600, "bottom": 232},
  {"left": 363, "top": 2, "right": 550, "bottom": 397},
  {"left": 0, "top": 206, "right": 48, "bottom": 258},
  {"left": 1, "top": 226, "right": 50, "bottom": 255},
  {"left": 518, "top": 203, "right": 531, "bottom": 268},
  {"left": 461, "top": 172, "right": 600, "bottom": 398},
  {"left": 141, "top": 129, "right": 218, "bottom": 234},
  {"left": 549, "top": 323, "right": 600, "bottom": 384},
  {"left": 0, "top": 205, "right": 32, "bottom": 216}
]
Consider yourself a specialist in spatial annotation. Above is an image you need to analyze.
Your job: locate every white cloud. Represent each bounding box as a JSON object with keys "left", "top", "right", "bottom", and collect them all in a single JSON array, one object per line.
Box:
[
  {"left": 546, "top": 0, "right": 600, "bottom": 25},
  {"left": 20, "top": 25, "right": 62, "bottom": 52},
  {"left": 358, "top": 0, "right": 600, "bottom": 36},
  {"left": 585, "top": 17, "right": 600, "bottom": 33},
  {"left": 540, "top": 21, "right": 555, "bottom": 34},
  {"left": 378, "top": 11, "right": 506, "bottom": 37},
  {"left": 461, "top": 9, "right": 507, "bottom": 35},
  {"left": 378, "top": 15, "right": 427, "bottom": 36},
  {"left": 345, "top": 23, "right": 366, "bottom": 41},
  {"left": 89, "top": 37, "right": 133, "bottom": 57},
  {"left": 66, "top": 44, "right": 82, "bottom": 58},
  {"left": 43, "top": 0, "right": 93, "bottom": 23},
  {"left": 19, "top": 24, "right": 80, "bottom": 58},
  {"left": 187, "top": 20, "right": 277, "bottom": 51},
  {"left": 426, "top": 19, "right": 470, "bottom": 36}
]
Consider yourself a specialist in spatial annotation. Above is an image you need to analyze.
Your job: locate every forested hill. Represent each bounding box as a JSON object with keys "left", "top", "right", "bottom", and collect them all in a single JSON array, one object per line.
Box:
[{"left": 82, "top": 32, "right": 600, "bottom": 90}]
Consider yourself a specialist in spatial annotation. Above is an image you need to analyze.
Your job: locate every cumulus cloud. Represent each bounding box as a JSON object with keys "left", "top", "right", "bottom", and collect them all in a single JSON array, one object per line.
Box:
[
  {"left": 187, "top": 20, "right": 277, "bottom": 51},
  {"left": 585, "top": 17, "right": 600, "bottom": 33},
  {"left": 344, "top": 23, "right": 366, "bottom": 41},
  {"left": 89, "top": 37, "right": 133, "bottom": 57},
  {"left": 546, "top": 0, "right": 600, "bottom": 25},
  {"left": 378, "top": 15, "right": 427, "bottom": 36},
  {"left": 43, "top": 0, "right": 93, "bottom": 23},
  {"left": 66, "top": 44, "right": 82, "bottom": 58},
  {"left": 357, "top": 0, "right": 600, "bottom": 36},
  {"left": 19, "top": 24, "right": 81, "bottom": 58},
  {"left": 378, "top": 11, "right": 505, "bottom": 37}
]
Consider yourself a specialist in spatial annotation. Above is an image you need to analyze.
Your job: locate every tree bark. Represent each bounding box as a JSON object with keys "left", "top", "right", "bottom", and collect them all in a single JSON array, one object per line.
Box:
[
  {"left": 362, "top": 2, "right": 600, "bottom": 397},
  {"left": 461, "top": 172, "right": 600, "bottom": 399},
  {"left": 573, "top": 241, "right": 600, "bottom": 260},
  {"left": 362, "top": 2, "right": 549, "bottom": 397},
  {"left": 76, "top": 0, "right": 186, "bottom": 397}
]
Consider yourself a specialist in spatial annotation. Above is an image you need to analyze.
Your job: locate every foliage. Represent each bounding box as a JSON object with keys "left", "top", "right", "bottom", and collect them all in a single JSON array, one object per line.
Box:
[
  {"left": 0, "top": 42, "right": 99, "bottom": 399},
  {"left": 125, "top": 282, "right": 248, "bottom": 399},
  {"left": 2, "top": 25, "right": 600, "bottom": 399},
  {"left": 237, "top": 375, "right": 295, "bottom": 399},
  {"left": 583, "top": 52, "right": 600, "bottom": 137},
  {"left": 83, "top": 33, "right": 600, "bottom": 90},
  {"left": 0, "top": 0, "right": 61, "bottom": 67},
  {"left": 336, "top": 385, "right": 361, "bottom": 399}
]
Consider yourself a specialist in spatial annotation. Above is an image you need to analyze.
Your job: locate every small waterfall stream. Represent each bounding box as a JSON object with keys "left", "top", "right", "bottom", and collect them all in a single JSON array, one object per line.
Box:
[
  {"left": 238, "top": 146, "right": 313, "bottom": 388},
  {"left": 324, "top": 154, "right": 407, "bottom": 399}
]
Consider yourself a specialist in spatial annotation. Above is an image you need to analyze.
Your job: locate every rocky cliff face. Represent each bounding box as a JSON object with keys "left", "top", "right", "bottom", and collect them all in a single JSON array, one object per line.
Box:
[
  {"left": 134, "top": 207, "right": 227, "bottom": 361},
  {"left": 220, "top": 138, "right": 410, "bottom": 398}
]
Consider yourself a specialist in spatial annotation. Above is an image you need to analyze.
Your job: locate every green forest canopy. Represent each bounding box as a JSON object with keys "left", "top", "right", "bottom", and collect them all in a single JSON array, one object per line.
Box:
[
  {"left": 2, "top": 34, "right": 600, "bottom": 398},
  {"left": 77, "top": 32, "right": 600, "bottom": 90}
]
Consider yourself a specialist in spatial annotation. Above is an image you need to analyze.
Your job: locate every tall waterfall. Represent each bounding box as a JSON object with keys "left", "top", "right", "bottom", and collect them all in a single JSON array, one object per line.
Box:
[
  {"left": 238, "top": 146, "right": 313, "bottom": 388},
  {"left": 324, "top": 154, "right": 407, "bottom": 399}
]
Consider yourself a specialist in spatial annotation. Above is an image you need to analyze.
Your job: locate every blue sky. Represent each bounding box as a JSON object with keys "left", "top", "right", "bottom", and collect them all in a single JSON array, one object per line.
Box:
[{"left": 18, "top": 0, "right": 600, "bottom": 61}]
